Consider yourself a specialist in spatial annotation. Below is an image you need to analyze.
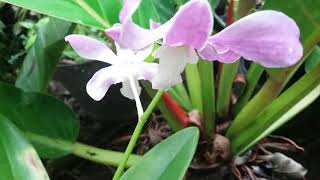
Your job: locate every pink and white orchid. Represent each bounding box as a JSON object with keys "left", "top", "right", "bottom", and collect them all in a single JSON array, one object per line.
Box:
[
  {"left": 106, "top": 0, "right": 302, "bottom": 88},
  {"left": 106, "top": 0, "right": 213, "bottom": 89},
  {"left": 65, "top": 35, "right": 158, "bottom": 106}
]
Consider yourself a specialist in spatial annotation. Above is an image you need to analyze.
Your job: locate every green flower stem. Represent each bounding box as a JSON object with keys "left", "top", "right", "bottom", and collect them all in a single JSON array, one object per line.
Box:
[
  {"left": 73, "top": 142, "right": 140, "bottom": 167},
  {"left": 234, "top": 63, "right": 264, "bottom": 114},
  {"left": 113, "top": 90, "right": 164, "bottom": 180},
  {"left": 25, "top": 132, "right": 141, "bottom": 167}
]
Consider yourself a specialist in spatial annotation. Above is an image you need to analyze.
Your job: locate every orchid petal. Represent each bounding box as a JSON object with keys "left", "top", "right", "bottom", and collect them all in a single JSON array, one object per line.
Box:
[
  {"left": 119, "top": 0, "right": 141, "bottom": 23},
  {"left": 111, "top": 19, "right": 167, "bottom": 50},
  {"left": 207, "top": 10, "right": 303, "bottom": 67},
  {"left": 106, "top": 0, "right": 212, "bottom": 51},
  {"left": 199, "top": 43, "right": 241, "bottom": 63},
  {"left": 120, "top": 78, "right": 141, "bottom": 100},
  {"left": 164, "top": 0, "right": 213, "bottom": 50},
  {"left": 115, "top": 42, "right": 153, "bottom": 62},
  {"left": 152, "top": 45, "right": 197, "bottom": 89},
  {"left": 149, "top": 19, "right": 161, "bottom": 29},
  {"left": 105, "top": 24, "right": 121, "bottom": 42},
  {"left": 65, "top": 35, "right": 117, "bottom": 64},
  {"left": 86, "top": 66, "right": 127, "bottom": 101},
  {"left": 134, "top": 62, "right": 159, "bottom": 81}
]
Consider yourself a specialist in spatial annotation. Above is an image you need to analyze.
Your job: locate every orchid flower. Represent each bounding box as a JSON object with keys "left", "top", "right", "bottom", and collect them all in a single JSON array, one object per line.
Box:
[
  {"left": 65, "top": 35, "right": 158, "bottom": 115},
  {"left": 106, "top": 0, "right": 213, "bottom": 89},
  {"left": 106, "top": 0, "right": 303, "bottom": 88}
]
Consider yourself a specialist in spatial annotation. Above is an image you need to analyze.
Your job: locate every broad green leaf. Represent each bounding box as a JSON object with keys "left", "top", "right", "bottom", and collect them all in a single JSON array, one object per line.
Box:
[
  {"left": 0, "top": 82, "right": 79, "bottom": 158},
  {"left": 227, "top": 0, "right": 320, "bottom": 139},
  {"left": 15, "top": 17, "right": 74, "bottom": 92},
  {"left": 305, "top": 46, "right": 320, "bottom": 72},
  {"left": 120, "top": 127, "right": 199, "bottom": 180},
  {"left": 133, "top": 0, "right": 176, "bottom": 28},
  {"left": 231, "top": 63, "right": 320, "bottom": 155},
  {"left": 176, "top": 0, "right": 219, "bottom": 10},
  {"left": 0, "top": 0, "right": 122, "bottom": 29},
  {"left": 0, "top": 114, "right": 49, "bottom": 180}
]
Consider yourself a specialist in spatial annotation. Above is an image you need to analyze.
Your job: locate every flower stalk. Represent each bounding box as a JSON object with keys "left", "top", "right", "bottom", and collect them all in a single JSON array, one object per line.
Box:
[{"left": 113, "top": 90, "right": 164, "bottom": 180}]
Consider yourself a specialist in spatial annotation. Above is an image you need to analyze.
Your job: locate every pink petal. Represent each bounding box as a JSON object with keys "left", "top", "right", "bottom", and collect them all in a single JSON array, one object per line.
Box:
[
  {"left": 106, "top": 0, "right": 213, "bottom": 51},
  {"left": 105, "top": 24, "right": 121, "bottom": 42},
  {"left": 134, "top": 62, "right": 159, "bottom": 81},
  {"left": 164, "top": 0, "right": 213, "bottom": 50},
  {"left": 86, "top": 66, "right": 127, "bottom": 101},
  {"left": 119, "top": 0, "right": 141, "bottom": 23},
  {"left": 105, "top": 20, "right": 167, "bottom": 50},
  {"left": 199, "top": 42, "right": 241, "bottom": 63},
  {"left": 149, "top": 19, "right": 161, "bottom": 29},
  {"left": 65, "top": 35, "right": 117, "bottom": 64},
  {"left": 208, "top": 10, "right": 303, "bottom": 67}
]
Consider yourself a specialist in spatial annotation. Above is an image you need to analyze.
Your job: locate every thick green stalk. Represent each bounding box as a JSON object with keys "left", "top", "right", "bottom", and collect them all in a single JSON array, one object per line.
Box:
[
  {"left": 216, "top": 62, "right": 239, "bottom": 117},
  {"left": 198, "top": 60, "right": 215, "bottom": 136},
  {"left": 185, "top": 64, "right": 203, "bottom": 113},
  {"left": 113, "top": 90, "right": 164, "bottom": 180},
  {"left": 234, "top": 63, "right": 264, "bottom": 114},
  {"left": 25, "top": 132, "right": 140, "bottom": 167}
]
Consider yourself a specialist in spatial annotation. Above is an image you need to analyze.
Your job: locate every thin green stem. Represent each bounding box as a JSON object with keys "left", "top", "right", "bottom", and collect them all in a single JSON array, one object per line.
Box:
[
  {"left": 234, "top": 63, "right": 264, "bottom": 114},
  {"left": 113, "top": 90, "right": 164, "bottom": 180},
  {"left": 73, "top": 142, "right": 140, "bottom": 167},
  {"left": 24, "top": 132, "right": 141, "bottom": 167}
]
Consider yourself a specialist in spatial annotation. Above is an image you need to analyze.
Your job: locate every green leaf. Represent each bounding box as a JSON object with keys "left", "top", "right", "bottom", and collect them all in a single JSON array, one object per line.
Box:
[
  {"left": 15, "top": 17, "right": 74, "bottom": 92},
  {"left": 198, "top": 60, "right": 215, "bottom": 136},
  {"left": 234, "top": 63, "right": 264, "bottom": 114},
  {"left": 0, "top": 82, "right": 79, "bottom": 158},
  {"left": 216, "top": 62, "right": 239, "bottom": 117},
  {"left": 0, "top": 0, "right": 122, "bottom": 29},
  {"left": 0, "top": 114, "right": 49, "bottom": 180},
  {"left": 120, "top": 127, "right": 199, "bottom": 180},
  {"left": 231, "top": 63, "right": 320, "bottom": 155},
  {"left": 133, "top": 0, "right": 176, "bottom": 28},
  {"left": 305, "top": 46, "right": 320, "bottom": 72},
  {"left": 175, "top": 0, "right": 219, "bottom": 10}
]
